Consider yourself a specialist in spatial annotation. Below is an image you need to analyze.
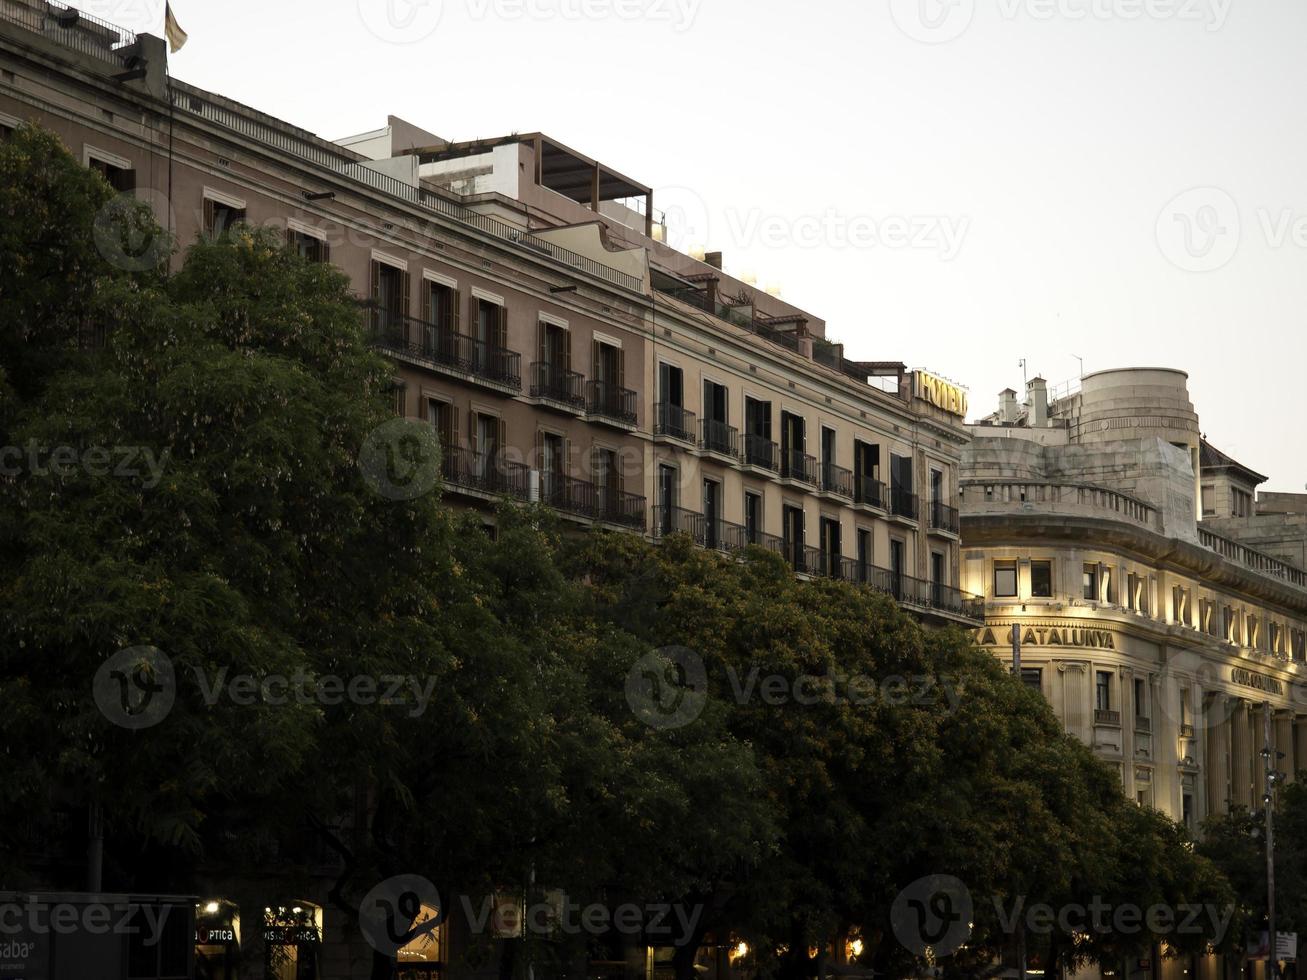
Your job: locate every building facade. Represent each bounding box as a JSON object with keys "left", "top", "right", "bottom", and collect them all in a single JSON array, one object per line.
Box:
[
  {"left": 0, "top": 4, "right": 983, "bottom": 978},
  {"left": 961, "top": 368, "right": 1307, "bottom": 834}
]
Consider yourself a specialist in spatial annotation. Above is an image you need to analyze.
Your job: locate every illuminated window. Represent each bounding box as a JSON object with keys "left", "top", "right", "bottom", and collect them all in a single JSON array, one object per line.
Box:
[
  {"left": 1083, "top": 563, "right": 1098, "bottom": 601},
  {"left": 994, "top": 559, "right": 1017, "bottom": 597},
  {"left": 1030, "top": 560, "right": 1053, "bottom": 597}
]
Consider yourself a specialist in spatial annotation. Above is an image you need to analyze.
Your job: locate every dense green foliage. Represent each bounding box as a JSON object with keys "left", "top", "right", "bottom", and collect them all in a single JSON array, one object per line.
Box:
[{"left": 0, "top": 125, "right": 1238, "bottom": 980}]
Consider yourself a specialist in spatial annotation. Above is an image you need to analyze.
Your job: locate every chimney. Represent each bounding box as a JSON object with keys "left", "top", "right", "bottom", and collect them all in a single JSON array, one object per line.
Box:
[
  {"left": 704, "top": 251, "right": 723, "bottom": 270},
  {"left": 1027, "top": 377, "right": 1048, "bottom": 428},
  {"left": 998, "top": 388, "right": 1018, "bottom": 424}
]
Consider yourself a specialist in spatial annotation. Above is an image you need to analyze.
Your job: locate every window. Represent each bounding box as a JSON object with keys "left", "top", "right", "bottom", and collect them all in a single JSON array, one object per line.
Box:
[
  {"left": 702, "top": 380, "right": 732, "bottom": 454},
  {"left": 889, "top": 539, "right": 905, "bottom": 598},
  {"left": 744, "top": 491, "right": 762, "bottom": 545},
  {"left": 856, "top": 528, "right": 872, "bottom": 583},
  {"left": 88, "top": 153, "right": 135, "bottom": 193},
  {"left": 287, "top": 228, "right": 329, "bottom": 263},
  {"left": 780, "top": 411, "right": 807, "bottom": 480},
  {"left": 392, "top": 381, "right": 407, "bottom": 417},
  {"left": 657, "top": 363, "right": 688, "bottom": 440},
  {"left": 1232, "top": 487, "right": 1252, "bottom": 518},
  {"left": 203, "top": 195, "right": 246, "bottom": 238},
  {"left": 1172, "top": 586, "right": 1189, "bottom": 626},
  {"left": 1292, "top": 628, "right": 1307, "bottom": 662},
  {"left": 1179, "top": 687, "right": 1191, "bottom": 727},
  {"left": 427, "top": 399, "right": 457, "bottom": 453},
  {"left": 703, "top": 479, "right": 721, "bottom": 549},
  {"left": 1030, "top": 560, "right": 1053, "bottom": 598},
  {"left": 994, "top": 560, "right": 1018, "bottom": 597},
  {"left": 370, "top": 259, "right": 410, "bottom": 341},
  {"left": 1096, "top": 671, "right": 1112, "bottom": 711},
  {"left": 1133, "top": 677, "right": 1147, "bottom": 718},
  {"left": 1020, "top": 668, "right": 1043, "bottom": 694},
  {"left": 782, "top": 505, "right": 805, "bottom": 569},
  {"left": 0, "top": 122, "right": 13, "bottom": 141},
  {"left": 1182, "top": 792, "right": 1194, "bottom": 830},
  {"left": 1224, "top": 606, "right": 1236, "bottom": 643},
  {"left": 820, "top": 517, "right": 842, "bottom": 577},
  {"left": 1103, "top": 565, "right": 1116, "bottom": 605},
  {"left": 1201, "top": 485, "right": 1215, "bottom": 517},
  {"left": 1248, "top": 616, "right": 1260, "bottom": 650},
  {"left": 743, "top": 397, "right": 774, "bottom": 468},
  {"left": 1083, "top": 563, "right": 1098, "bottom": 601},
  {"left": 657, "top": 464, "right": 679, "bottom": 527},
  {"left": 1271, "top": 622, "right": 1283, "bottom": 655},
  {"left": 1128, "top": 572, "right": 1150, "bottom": 616},
  {"left": 854, "top": 440, "right": 881, "bottom": 507},
  {"left": 420, "top": 279, "right": 457, "bottom": 354}
]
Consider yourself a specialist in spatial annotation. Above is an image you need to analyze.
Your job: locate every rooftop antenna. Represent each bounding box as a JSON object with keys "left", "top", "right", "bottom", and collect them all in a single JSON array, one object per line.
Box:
[
  {"left": 1071, "top": 354, "right": 1084, "bottom": 378},
  {"left": 1019, "top": 358, "right": 1028, "bottom": 389}
]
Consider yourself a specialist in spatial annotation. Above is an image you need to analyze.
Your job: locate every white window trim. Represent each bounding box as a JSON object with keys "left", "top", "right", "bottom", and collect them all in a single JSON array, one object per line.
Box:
[
  {"left": 592, "top": 331, "right": 623, "bottom": 350},
  {"left": 471, "top": 287, "right": 505, "bottom": 306},
  {"left": 423, "top": 269, "right": 458, "bottom": 290},
  {"left": 203, "top": 186, "right": 247, "bottom": 211},
  {"left": 470, "top": 400, "right": 502, "bottom": 419},
  {"left": 371, "top": 249, "right": 407, "bottom": 272},
  {"left": 83, "top": 144, "right": 131, "bottom": 171},
  {"left": 539, "top": 311, "right": 569, "bottom": 330},
  {"left": 286, "top": 217, "right": 326, "bottom": 240}
]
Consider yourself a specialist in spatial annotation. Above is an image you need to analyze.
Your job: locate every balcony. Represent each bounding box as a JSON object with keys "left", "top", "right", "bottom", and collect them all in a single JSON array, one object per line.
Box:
[
  {"left": 441, "top": 447, "right": 531, "bottom": 501},
  {"left": 652, "top": 505, "right": 706, "bottom": 544},
  {"left": 780, "top": 449, "right": 818, "bottom": 485},
  {"left": 820, "top": 462, "right": 854, "bottom": 499},
  {"left": 1094, "top": 709, "right": 1122, "bottom": 727},
  {"left": 854, "top": 476, "right": 887, "bottom": 510},
  {"left": 740, "top": 433, "right": 779, "bottom": 472},
  {"left": 370, "top": 313, "right": 522, "bottom": 391},
  {"left": 530, "top": 362, "right": 586, "bottom": 412},
  {"left": 700, "top": 419, "right": 739, "bottom": 460},
  {"left": 890, "top": 487, "right": 919, "bottom": 521},
  {"left": 596, "top": 487, "right": 647, "bottom": 530},
  {"left": 1135, "top": 715, "right": 1152, "bottom": 733},
  {"left": 654, "top": 403, "right": 696, "bottom": 444},
  {"left": 928, "top": 500, "right": 960, "bottom": 535},
  {"left": 586, "top": 380, "right": 638, "bottom": 428},
  {"left": 539, "top": 471, "right": 596, "bottom": 519}
]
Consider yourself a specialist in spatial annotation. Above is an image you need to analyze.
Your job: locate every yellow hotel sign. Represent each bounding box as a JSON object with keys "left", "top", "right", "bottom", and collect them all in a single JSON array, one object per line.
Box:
[{"left": 914, "top": 371, "right": 968, "bottom": 418}]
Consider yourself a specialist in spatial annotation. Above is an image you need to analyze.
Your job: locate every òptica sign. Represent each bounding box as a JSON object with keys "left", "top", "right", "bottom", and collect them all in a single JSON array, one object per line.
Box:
[{"left": 972, "top": 624, "right": 1117, "bottom": 650}]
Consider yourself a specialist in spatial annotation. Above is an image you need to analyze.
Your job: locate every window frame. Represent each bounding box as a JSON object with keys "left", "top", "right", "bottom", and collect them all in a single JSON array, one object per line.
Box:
[{"left": 993, "top": 559, "right": 1018, "bottom": 598}]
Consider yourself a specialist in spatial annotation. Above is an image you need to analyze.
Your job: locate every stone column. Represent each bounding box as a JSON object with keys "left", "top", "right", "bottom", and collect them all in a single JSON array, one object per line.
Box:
[
  {"left": 1230, "top": 699, "right": 1252, "bottom": 810},
  {"left": 1059, "top": 662, "right": 1091, "bottom": 746},
  {"left": 1206, "top": 695, "right": 1232, "bottom": 817},
  {"left": 1154, "top": 669, "right": 1180, "bottom": 819}
]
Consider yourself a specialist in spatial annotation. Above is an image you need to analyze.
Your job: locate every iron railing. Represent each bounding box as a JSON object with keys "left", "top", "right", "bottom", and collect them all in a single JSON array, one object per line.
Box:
[
  {"left": 654, "top": 403, "right": 696, "bottom": 443},
  {"left": 586, "top": 380, "right": 638, "bottom": 426},
  {"left": 929, "top": 500, "right": 960, "bottom": 534},
  {"left": 441, "top": 447, "right": 530, "bottom": 500},
  {"left": 854, "top": 476, "right": 887, "bottom": 509},
  {"left": 781, "top": 449, "right": 818, "bottom": 485},
  {"left": 371, "top": 313, "right": 522, "bottom": 389},
  {"left": 890, "top": 487, "right": 919, "bottom": 520},
  {"left": 820, "top": 462, "right": 854, "bottom": 498},
  {"left": 595, "top": 488, "right": 647, "bottom": 529},
  {"left": 700, "top": 419, "right": 739, "bottom": 458},
  {"left": 539, "top": 472, "right": 596, "bottom": 518},
  {"left": 1, "top": 0, "right": 137, "bottom": 66},
  {"left": 741, "top": 433, "right": 779, "bottom": 471},
  {"left": 530, "top": 362, "right": 586, "bottom": 409}
]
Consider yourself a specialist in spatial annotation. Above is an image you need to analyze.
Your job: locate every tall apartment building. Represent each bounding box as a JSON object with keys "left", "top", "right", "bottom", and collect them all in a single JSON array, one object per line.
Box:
[{"left": 0, "top": 4, "right": 983, "bottom": 978}]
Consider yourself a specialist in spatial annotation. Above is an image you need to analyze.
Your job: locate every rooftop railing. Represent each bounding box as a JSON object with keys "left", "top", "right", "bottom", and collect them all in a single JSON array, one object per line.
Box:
[
  {"left": 960, "top": 480, "right": 1161, "bottom": 532},
  {"left": 1, "top": 0, "right": 137, "bottom": 67},
  {"left": 1198, "top": 527, "right": 1307, "bottom": 589}
]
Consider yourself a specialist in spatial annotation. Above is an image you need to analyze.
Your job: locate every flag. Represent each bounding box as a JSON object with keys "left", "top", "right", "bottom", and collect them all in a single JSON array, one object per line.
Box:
[{"left": 164, "top": 2, "right": 188, "bottom": 53}]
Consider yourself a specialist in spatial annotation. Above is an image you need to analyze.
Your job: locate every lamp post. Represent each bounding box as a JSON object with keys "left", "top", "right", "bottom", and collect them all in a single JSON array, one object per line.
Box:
[{"left": 1261, "top": 702, "right": 1285, "bottom": 980}]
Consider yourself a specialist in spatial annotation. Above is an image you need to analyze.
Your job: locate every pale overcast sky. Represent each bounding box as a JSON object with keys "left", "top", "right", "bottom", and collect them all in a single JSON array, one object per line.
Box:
[{"left": 76, "top": 0, "right": 1307, "bottom": 491}]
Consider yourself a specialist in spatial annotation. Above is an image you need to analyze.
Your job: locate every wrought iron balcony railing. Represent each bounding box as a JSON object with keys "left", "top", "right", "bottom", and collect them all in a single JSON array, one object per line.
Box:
[
  {"left": 741, "top": 433, "right": 779, "bottom": 471},
  {"left": 586, "top": 380, "right": 638, "bottom": 426},
  {"left": 530, "top": 362, "right": 586, "bottom": 409},
  {"left": 890, "top": 487, "right": 919, "bottom": 520},
  {"left": 440, "top": 447, "right": 530, "bottom": 500},
  {"left": 929, "top": 500, "right": 960, "bottom": 534},
  {"left": 654, "top": 403, "right": 696, "bottom": 443},
  {"left": 854, "top": 476, "right": 887, "bottom": 509},
  {"left": 780, "top": 449, "right": 817, "bottom": 484},
  {"left": 596, "top": 487, "right": 647, "bottom": 529},
  {"left": 820, "top": 462, "right": 854, "bottom": 498},
  {"left": 700, "top": 419, "right": 739, "bottom": 458}
]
